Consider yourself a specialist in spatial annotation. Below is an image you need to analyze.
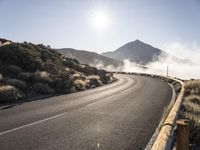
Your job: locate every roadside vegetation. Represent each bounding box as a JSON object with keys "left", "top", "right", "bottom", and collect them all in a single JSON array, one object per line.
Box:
[
  {"left": 0, "top": 38, "right": 115, "bottom": 103},
  {"left": 179, "top": 80, "right": 200, "bottom": 149}
]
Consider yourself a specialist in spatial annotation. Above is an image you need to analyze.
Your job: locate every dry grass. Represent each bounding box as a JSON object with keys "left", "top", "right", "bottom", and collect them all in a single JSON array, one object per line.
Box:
[
  {"left": 64, "top": 67, "right": 70, "bottom": 71},
  {"left": 0, "top": 85, "right": 13, "bottom": 91},
  {"left": 182, "top": 96, "right": 200, "bottom": 126},
  {"left": 84, "top": 79, "right": 90, "bottom": 84},
  {"left": 185, "top": 80, "right": 200, "bottom": 95},
  {"left": 73, "top": 73, "right": 80, "bottom": 78},
  {"left": 180, "top": 80, "right": 200, "bottom": 149},
  {"left": 74, "top": 79, "right": 86, "bottom": 91},
  {"left": 74, "top": 79, "right": 86, "bottom": 86},
  {"left": 35, "top": 71, "right": 49, "bottom": 78},
  {"left": 86, "top": 75, "right": 100, "bottom": 80}
]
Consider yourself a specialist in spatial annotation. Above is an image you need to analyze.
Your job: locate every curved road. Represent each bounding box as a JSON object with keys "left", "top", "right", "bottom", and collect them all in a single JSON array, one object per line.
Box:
[{"left": 0, "top": 74, "right": 172, "bottom": 150}]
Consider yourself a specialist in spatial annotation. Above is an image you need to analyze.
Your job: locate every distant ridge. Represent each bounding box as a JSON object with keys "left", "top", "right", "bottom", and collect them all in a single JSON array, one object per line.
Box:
[{"left": 56, "top": 48, "right": 124, "bottom": 71}]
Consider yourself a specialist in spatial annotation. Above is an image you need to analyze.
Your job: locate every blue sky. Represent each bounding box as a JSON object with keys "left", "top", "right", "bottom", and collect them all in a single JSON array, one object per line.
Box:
[{"left": 0, "top": 0, "right": 200, "bottom": 55}]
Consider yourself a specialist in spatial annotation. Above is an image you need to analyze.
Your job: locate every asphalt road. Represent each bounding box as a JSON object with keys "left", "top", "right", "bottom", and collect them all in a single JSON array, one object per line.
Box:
[{"left": 0, "top": 74, "right": 172, "bottom": 150}]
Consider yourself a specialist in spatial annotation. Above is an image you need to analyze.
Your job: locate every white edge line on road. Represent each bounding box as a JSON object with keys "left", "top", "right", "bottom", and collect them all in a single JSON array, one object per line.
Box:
[
  {"left": 0, "top": 111, "right": 69, "bottom": 136},
  {"left": 0, "top": 75, "right": 131, "bottom": 136}
]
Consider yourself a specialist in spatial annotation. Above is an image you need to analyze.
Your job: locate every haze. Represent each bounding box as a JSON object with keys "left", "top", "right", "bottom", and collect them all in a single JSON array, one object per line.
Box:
[{"left": 0, "top": 0, "right": 200, "bottom": 79}]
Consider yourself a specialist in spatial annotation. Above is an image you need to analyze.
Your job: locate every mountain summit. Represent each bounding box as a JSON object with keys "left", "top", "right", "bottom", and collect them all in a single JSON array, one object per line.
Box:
[{"left": 101, "top": 40, "right": 165, "bottom": 64}]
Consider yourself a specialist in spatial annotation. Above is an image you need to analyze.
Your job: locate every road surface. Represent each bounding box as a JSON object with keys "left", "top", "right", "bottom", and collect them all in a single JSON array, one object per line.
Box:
[{"left": 0, "top": 74, "right": 172, "bottom": 150}]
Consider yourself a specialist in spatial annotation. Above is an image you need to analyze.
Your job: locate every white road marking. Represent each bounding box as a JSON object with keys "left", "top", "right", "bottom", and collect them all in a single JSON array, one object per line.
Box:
[
  {"left": 0, "top": 75, "right": 133, "bottom": 136},
  {"left": 0, "top": 111, "right": 69, "bottom": 136}
]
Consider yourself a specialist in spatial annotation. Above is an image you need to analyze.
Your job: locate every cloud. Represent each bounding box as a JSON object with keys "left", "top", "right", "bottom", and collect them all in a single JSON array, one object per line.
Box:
[
  {"left": 90, "top": 59, "right": 123, "bottom": 71},
  {"left": 91, "top": 41, "right": 200, "bottom": 79},
  {"left": 162, "top": 41, "right": 200, "bottom": 64},
  {"left": 122, "top": 41, "right": 200, "bottom": 79}
]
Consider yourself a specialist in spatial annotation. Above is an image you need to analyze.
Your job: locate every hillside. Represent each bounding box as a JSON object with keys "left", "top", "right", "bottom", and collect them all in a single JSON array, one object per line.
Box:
[
  {"left": 0, "top": 39, "right": 115, "bottom": 103},
  {"left": 56, "top": 48, "right": 124, "bottom": 71},
  {"left": 101, "top": 40, "right": 191, "bottom": 65}
]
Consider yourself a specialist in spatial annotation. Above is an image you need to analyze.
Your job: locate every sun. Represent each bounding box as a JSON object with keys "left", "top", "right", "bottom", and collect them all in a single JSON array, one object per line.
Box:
[{"left": 90, "top": 9, "right": 110, "bottom": 31}]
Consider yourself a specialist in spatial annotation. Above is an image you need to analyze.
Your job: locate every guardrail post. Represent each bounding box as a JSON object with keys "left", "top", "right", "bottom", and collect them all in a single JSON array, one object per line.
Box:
[{"left": 176, "top": 119, "right": 189, "bottom": 150}]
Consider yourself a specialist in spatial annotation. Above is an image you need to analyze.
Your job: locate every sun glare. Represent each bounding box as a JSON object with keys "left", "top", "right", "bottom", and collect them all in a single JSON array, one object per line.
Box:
[{"left": 90, "top": 9, "right": 110, "bottom": 31}]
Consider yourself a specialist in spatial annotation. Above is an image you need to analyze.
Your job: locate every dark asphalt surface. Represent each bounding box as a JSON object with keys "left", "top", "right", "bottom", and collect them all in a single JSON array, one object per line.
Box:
[{"left": 0, "top": 74, "right": 172, "bottom": 150}]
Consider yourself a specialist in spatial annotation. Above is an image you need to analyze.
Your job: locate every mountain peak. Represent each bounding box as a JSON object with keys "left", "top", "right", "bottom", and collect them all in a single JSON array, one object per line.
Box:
[
  {"left": 124, "top": 40, "right": 146, "bottom": 47},
  {"left": 134, "top": 39, "right": 142, "bottom": 42},
  {"left": 131, "top": 39, "right": 145, "bottom": 45},
  {"left": 102, "top": 40, "right": 162, "bottom": 64}
]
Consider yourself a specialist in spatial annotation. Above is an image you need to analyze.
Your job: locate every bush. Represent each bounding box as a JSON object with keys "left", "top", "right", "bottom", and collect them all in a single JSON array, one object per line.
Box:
[
  {"left": 74, "top": 79, "right": 86, "bottom": 91},
  {"left": 100, "top": 73, "right": 112, "bottom": 84},
  {"left": 49, "top": 78, "right": 63, "bottom": 92},
  {"left": 17, "top": 72, "right": 32, "bottom": 81},
  {"left": 0, "top": 85, "right": 24, "bottom": 102},
  {"left": 87, "top": 76, "right": 102, "bottom": 87},
  {"left": 33, "top": 83, "right": 55, "bottom": 94},
  {"left": 6, "top": 79, "right": 27, "bottom": 91},
  {"left": 49, "top": 73, "right": 72, "bottom": 93},
  {"left": 7, "top": 65, "right": 22, "bottom": 74}
]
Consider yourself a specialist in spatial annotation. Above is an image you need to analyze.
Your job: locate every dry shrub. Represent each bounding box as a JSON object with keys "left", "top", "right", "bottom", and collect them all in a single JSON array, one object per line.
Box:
[
  {"left": 0, "top": 85, "right": 24, "bottom": 102},
  {"left": 73, "top": 72, "right": 86, "bottom": 80},
  {"left": 65, "top": 67, "right": 70, "bottom": 71},
  {"left": 87, "top": 75, "right": 102, "bottom": 87},
  {"left": 84, "top": 79, "right": 90, "bottom": 84},
  {"left": 32, "top": 71, "right": 51, "bottom": 83},
  {"left": 87, "top": 75, "right": 100, "bottom": 80},
  {"left": 74, "top": 79, "right": 86, "bottom": 91},
  {"left": 38, "top": 71, "right": 49, "bottom": 78},
  {"left": 73, "top": 73, "right": 80, "bottom": 78}
]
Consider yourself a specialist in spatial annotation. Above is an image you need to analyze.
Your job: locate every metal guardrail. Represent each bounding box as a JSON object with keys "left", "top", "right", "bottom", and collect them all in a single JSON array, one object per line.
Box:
[{"left": 151, "top": 78, "right": 185, "bottom": 150}]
